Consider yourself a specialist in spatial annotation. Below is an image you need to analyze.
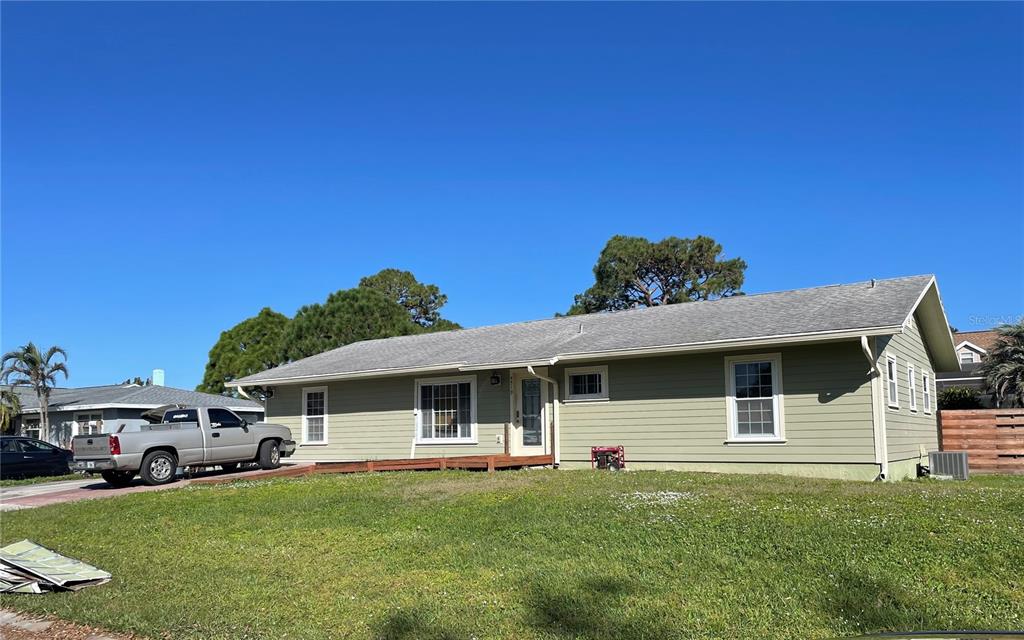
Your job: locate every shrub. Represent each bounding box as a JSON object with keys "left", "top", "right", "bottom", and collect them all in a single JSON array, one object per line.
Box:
[{"left": 938, "top": 386, "right": 982, "bottom": 410}]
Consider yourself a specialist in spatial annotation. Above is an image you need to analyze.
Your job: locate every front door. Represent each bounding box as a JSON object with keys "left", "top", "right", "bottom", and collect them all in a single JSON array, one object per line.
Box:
[{"left": 511, "top": 372, "right": 548, "bottom": 456}]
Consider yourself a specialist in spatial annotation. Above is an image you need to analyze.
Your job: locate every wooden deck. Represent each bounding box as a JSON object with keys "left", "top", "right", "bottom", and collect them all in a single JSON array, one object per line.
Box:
[
  {"left": 190, "top": 454, "right": 554, "bottom": 485},
  {"left": 313, "top": 454, "right": 554, "bottom": 474}
]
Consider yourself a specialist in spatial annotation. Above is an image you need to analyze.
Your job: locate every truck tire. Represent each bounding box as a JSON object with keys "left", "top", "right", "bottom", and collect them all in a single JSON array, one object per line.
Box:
[
  {"left": 140, "top": 450, "right": 178, "bottom": 486},
  {"left": 101, "top": 470, "right": 135, "bottom": 488},
  {"left": 258, "top": 440, "right": 281, "bottom": 470},
  {"left": 220, "top": 463, "right": 238, "bottom": 473}
]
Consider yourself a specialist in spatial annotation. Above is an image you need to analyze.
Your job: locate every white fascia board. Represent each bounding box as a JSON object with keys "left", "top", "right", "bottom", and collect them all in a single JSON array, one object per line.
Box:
[
  {"left": 553, "top": 326, "right": 900, "bottom": 363},
  {"left": 19, "top": 403, "right": 262, "bottom": 412},
  {"left": 458, "top": 358, "right": 559, "bottom": 371},
  {"left": 955, "top": 341, "right": 987, "bottom": 354},
  {"left": 226, "top": 362, "right": 468, "bottom": 387}
]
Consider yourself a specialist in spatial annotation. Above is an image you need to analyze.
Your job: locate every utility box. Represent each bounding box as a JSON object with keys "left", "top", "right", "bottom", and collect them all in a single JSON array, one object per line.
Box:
[
  {"left": 928, "top": 451, "right": 969, "bottom": 480},
  {"left": 591, "top": 446, "right": 625, "bottom": 471}
]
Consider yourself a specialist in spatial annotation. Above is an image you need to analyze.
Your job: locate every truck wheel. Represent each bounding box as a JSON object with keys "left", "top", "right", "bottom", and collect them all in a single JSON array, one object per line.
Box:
[
  {"left": 220, "top": 463, "right": 238, "bottom": 473},
  {"left": 101, "top": 470, "right": 135, "bottom": 488},
  {"left": 140, "top": 451, "right": 178, "bottom": 486},
  {"left": 258, "top": 440, "right": 281, "bottom": 470}
]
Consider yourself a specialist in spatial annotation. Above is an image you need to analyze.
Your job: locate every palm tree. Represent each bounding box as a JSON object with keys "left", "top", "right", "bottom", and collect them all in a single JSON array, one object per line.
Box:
[
  {"left": 0, "top": 388, "right": 22, "bottom": 435},
  {"left": 978, "top": 321, "right": 1024, "bottom": 408},
  {"left": 0, "top": 343, "right": 69, "bottom": 442}
]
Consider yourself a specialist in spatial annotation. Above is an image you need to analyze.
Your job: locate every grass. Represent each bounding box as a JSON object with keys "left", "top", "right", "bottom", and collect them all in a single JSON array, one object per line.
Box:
[
  {"left": 0, "top": 473, "right": 84, "bottom": 487},
  {"left": 1, "top": 470, "right": 1021, "bottom": 640}
]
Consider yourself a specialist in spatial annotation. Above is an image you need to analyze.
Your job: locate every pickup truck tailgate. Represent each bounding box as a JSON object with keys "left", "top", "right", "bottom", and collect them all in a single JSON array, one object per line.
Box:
[{"left": 72, "top": 434, "right": 111, "bottom": 459}]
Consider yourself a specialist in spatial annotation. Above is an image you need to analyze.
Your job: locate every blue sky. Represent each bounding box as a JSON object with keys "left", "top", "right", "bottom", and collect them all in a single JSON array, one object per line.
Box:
[{"left": 2, "top": 2, "right": 1022, "bottom": 389}]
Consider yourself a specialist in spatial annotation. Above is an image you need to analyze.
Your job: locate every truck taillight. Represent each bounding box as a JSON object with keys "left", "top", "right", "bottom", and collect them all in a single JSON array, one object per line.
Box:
[
  {"left": 109, "top": 435, "right": 121, "bottom": 456},
  {"left": 70, "top": 438, "right": 75, "bottom": 455}
]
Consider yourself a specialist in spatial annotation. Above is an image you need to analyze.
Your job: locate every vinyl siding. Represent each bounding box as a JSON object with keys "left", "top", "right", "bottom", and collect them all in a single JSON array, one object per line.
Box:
[
  {"left": 266, "top": 341, "right": 879, "bottom": 470},
  {"left": 876, "top": 313, "right": 940, "bottom": 463},
  {"left": 266, "top": 371, "right": 505, "bottom": 462},
  {"left": 552, "top": 341, "right": 877, "bottom": 465}
]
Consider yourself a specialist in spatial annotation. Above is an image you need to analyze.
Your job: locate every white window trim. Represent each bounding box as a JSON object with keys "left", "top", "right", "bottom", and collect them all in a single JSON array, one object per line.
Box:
[
  {"left": 414, "top": 375, "right": 478, "bottom": 445},
  {"left": 23, "top": 417, "right": 41, "bottom": 440},
  {"left": 724, "top": 353, "right": 786, "bottom": 444},
  {"left": 922, "top": 372, "right": 932, "bottom": 415},
  {"left": 907, "top": 365, "right": 918, "bottom": 412},
  {"left": 74, "top": 412, "right": 103, "bottom": 436},
  {"left": 564, "top": 365, "right": 610, "bottom": 402},
  {"left": 301, "top": 386, "right": 328, "bottom": 445},
  {"left": 886, "top": 355, "right": 899, "bottom": 409}
]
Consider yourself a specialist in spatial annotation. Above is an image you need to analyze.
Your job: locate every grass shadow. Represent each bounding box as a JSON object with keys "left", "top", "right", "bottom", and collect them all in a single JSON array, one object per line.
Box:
[
  {"left": 525, "top": 574, "right": 672, "bottom": 639},
  {"left": 374, "top": 608, "right": 461, "bottom": 640},
  {"left": 819, "top": 567, "right": 937, "bottom": 634}
]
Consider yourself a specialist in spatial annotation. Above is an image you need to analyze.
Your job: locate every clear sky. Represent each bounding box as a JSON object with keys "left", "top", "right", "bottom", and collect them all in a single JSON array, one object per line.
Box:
[{"left": 2, "top": 2, "right": 1022, "bottom": 390}]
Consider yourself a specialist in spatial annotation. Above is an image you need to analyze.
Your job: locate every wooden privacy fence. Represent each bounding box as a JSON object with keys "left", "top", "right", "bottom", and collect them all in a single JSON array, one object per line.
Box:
[{"left": 939, "top": 409, "right": 1024, "bottom": 475}]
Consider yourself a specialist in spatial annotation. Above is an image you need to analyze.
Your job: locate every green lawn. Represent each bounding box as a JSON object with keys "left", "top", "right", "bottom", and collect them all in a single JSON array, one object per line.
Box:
[{"left": 1, "top": 471, "right": 1021, "bottom": 640}]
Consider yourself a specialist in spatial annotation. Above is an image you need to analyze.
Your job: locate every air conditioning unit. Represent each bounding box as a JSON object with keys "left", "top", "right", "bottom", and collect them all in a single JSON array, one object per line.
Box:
[{"left": 928, "top": 451, "right": 969, "bottom": 480}]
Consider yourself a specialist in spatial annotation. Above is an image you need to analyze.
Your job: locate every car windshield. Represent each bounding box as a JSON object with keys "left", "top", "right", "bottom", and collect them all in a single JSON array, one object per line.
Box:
[{"left": 163, "top": 409, "right": 199, "bottom": 424}]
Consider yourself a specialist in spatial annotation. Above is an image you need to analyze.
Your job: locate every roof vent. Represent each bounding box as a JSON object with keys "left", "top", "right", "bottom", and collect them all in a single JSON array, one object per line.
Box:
[
  {"left": 578, "top": 323, "right": 584, "bottom": 334},
  {"left": 152, "top": 369, "right": 165, "bottom": 386},
  {"left": 870, "top": 279, "right": 876, "bottom": 288}
]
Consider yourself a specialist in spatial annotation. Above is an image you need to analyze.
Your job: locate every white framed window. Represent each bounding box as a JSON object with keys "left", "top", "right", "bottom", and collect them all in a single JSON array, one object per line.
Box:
[
  {"left": 415, "top": 375, "right": 477, "bottom": 444},
  {"left": 724, "top": 353, "right": 785, "bottom": 442},
  {"left": 907, "top": 365, "right": 918, "bottom": 412},
  {"left": 75, "top": 412, "right": 103, "bottom": 435},
  {"left": 564, "top": 365, "right": 609, "bottom": 402},
  {"left": 23, "top": 418, "right": 41, "bottom": 440},
  {"left": 301, "top": 386, "right": 328, "bottom": 445},
  {"left": 922, "top": 372, "right": 932, "bottom": 414},
  {"left": 886, "top": 355, "right": 899, "bottom": 409},
  {"left": 959, "top": 350, "right": 977, "bottom": 364}
]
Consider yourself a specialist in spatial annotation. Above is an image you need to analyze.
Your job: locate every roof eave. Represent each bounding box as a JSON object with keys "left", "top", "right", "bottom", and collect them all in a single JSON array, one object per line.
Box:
[
  {"left": 900, "top": 277, "right": 960, "bottom": 372},
  {"left": 18, "top": 403, "right": 263, "bottom": 413}
]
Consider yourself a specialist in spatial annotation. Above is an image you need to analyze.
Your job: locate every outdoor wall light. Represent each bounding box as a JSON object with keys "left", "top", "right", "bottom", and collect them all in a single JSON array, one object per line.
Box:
[{"left": 490, "top": 372, "right": 501, "bottom": 386}]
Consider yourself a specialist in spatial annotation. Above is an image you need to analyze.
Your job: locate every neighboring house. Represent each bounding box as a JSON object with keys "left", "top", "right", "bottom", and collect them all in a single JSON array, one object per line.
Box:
[
  {"left": 936, "top": 329, "right": 1001, "bottom": 403},
  {"left": 228, "top": 275, "right": 958, "bottom": 482},
  {"left": 5, "top": 380, "right": 264, "bottom": 446}
]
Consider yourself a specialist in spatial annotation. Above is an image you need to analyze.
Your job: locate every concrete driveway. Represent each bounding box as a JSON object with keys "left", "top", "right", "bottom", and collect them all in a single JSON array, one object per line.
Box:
[{"left": 0, "top": 463, "right": 312, "bottom": 511}]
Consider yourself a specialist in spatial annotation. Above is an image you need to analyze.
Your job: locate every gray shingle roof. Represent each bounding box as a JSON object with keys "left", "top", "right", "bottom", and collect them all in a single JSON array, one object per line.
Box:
[
  {"left": 234, "top": 275, "right": 937, "bottom": 386},
  {"left": 2, "top": 384, "right": 263, "bottom": 411}
]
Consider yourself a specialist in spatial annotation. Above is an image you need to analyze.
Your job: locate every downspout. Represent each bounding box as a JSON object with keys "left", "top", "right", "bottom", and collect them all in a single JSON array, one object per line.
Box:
[
  {"left": 526, "top": 363, "right": 560, "bottom": 467},
  {"left": 861, "top": 336, "right": 889, "bottom": 481}
]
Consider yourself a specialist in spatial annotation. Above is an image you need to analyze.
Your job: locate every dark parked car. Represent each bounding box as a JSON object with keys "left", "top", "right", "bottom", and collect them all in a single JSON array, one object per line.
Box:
[{"left": 0, "top": 436, "right": 74, "bottom": 480}]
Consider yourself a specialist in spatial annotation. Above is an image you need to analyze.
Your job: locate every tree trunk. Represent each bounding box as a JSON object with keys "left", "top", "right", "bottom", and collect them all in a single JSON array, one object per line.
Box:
[{"left": 39, "top": 390, "right": 50, "bottom": 443}]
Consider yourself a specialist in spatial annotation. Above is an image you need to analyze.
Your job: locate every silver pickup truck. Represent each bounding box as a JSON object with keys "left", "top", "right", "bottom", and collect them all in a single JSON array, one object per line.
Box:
[{"left": 71, "top": 405, "right": 296, "bottom": 487}]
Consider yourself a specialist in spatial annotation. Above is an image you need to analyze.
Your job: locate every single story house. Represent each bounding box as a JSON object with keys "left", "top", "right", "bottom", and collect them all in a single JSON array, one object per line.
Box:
[
  {"left": 6, "top": 381, "right": 264, "bottom": 446},
  {"left": 229, "top": 275, "right": 959, "bottom": 481},
  {"left": 936, "top": 329, "right": 1001, "bottom": 404}
]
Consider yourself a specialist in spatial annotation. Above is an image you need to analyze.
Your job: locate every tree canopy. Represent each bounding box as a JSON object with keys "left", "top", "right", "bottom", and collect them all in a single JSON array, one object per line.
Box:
[
  {"left": 197, "top": 271, "right": 462, "bottom": 396},
  {"left": 1, "top": 342, "right": 69, "bottom": 441},
  {"left": 567, "top": 235, "right": 747, "bottom": 315},
  {"left": 281, "top": 288, "right": 418, "bottom": 363},
  {"left": 198, "top": 307, "right": 290, "bottom": 396},
  {"left": 978, "top": 321, "right": 1024, "bottom": 407},
  {"left": 358, "top": 268, "right": 460, "bottom": 330}
]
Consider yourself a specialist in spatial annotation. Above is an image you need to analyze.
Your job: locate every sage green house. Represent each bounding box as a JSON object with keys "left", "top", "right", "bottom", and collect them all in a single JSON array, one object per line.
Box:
[{"left": 230, "top": 275, "right": 959, "bottom": 481}]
